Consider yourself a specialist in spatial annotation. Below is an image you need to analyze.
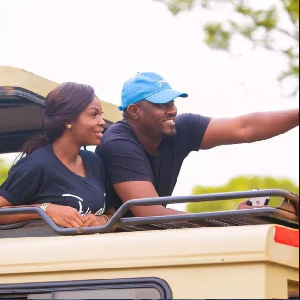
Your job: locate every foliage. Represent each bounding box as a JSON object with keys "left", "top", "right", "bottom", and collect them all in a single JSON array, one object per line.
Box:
[
  {"left": 156, "top": 0, "right": 299, "bottom": 95},
  {"left": 187, "top": 175, "right": 299, "bottom": 212},
  {"left": 0, "top": 159, "right": 10, "bottom": 185}
]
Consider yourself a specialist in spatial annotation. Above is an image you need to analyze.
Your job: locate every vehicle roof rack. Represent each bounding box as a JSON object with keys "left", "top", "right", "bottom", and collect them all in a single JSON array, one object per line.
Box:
[{"left": 0, "top": 189, "right": 298, "bottom": 238}]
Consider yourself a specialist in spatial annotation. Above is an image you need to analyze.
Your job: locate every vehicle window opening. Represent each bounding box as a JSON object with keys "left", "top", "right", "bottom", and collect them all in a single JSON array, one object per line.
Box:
[{"left": 0, "top": 278, "right": 172, "bottom": 300}]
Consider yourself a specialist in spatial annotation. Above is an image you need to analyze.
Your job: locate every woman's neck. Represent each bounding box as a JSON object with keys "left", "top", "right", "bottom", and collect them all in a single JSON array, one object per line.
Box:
[
  {"left": 52, "top": 137, "right": 80, "bottom": 163},
  {"left": 51, "top": 137, "right": 87, "bottom": 177}
]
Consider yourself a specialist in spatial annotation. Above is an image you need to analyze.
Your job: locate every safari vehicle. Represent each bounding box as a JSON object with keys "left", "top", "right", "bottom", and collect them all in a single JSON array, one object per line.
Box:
[{"left": 0, "top": 66, "right": 299, "bottom": 299}]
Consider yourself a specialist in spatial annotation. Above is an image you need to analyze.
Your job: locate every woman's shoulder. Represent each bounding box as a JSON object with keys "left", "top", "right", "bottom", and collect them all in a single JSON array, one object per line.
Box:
[
  {"left": 12, "top": 145, "right": 52, "bottom": 171},
  {"left": 80, "top": 149, "right": 105, "bottom": 176},
  {"left": 80, "top": 149, "right": 103, "bottom": 163}
]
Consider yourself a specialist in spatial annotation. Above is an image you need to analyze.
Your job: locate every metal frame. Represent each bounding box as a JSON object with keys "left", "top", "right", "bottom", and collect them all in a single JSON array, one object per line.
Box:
[
  {"left": 0, "top": 86, "right": 46, "bottom": 106},
  {"left": 0, "top": 277, "right": 173, "bottom": 299},
  {"left": 0, "top": 189, "right": 298, "bottom": 236},
  {"left": 0, "top": 87, "right": 116, "bottom": 130}
]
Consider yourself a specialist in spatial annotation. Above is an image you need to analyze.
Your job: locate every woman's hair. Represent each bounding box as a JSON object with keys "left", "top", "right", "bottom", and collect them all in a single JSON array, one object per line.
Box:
[{"left": 21, "top": 82, "right": 95, "bottom": 155}]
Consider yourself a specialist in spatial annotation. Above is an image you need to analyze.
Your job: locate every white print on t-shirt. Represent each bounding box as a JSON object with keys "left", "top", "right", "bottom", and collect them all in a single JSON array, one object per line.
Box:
[
  {"left": 62, "top": 193, "right": 105, "bottom": 216},
  {"left": 94, "top": 193, "right": 106, "bottom": 216},
  {"left": 94, "top": 202, "right": 105, "bottom": 216}
]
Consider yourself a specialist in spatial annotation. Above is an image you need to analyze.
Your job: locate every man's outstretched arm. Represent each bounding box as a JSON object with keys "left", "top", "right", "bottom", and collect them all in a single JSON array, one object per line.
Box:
[{"left": 200, "top": 109, "right": 299, "bottom": 149}]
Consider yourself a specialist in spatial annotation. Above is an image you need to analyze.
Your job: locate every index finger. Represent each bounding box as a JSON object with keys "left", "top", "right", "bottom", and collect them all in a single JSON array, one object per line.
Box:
[{"left": 68, "top": 214, "right": 85, "bottom": 227}]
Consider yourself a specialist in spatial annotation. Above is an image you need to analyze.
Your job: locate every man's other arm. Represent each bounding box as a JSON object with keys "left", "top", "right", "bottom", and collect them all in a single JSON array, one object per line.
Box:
[
  {"left": 113, "top": 181, "right": 187, "bottom": 217},
  {"left": 200, "top": 109, "right": 299, "bottom": 149}
]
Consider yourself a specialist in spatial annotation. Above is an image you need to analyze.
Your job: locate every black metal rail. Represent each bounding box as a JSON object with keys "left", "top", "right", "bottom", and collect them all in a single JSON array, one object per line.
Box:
[{"left": 0, "top": 189, "right": 298, "bottom": 236}]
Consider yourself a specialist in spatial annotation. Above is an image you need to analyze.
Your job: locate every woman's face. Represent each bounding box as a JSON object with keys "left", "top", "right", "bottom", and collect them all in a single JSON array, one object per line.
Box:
[{"left": 70, "top": 96, "right": 106, "bottom": 146}]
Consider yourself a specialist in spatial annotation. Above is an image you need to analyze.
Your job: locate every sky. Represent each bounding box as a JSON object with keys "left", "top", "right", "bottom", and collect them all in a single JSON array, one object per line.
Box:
[{"left": 0, "top": 0, "right": 299, "bottom": 210}]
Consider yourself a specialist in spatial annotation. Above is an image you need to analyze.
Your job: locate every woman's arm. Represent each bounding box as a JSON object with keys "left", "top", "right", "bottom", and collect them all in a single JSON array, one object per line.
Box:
[
  {"left": 0, "top": 196, "right": 85, "bottom": 227},
  {"left": 0, "top": 196, "right": 41, "bottom": 225}
]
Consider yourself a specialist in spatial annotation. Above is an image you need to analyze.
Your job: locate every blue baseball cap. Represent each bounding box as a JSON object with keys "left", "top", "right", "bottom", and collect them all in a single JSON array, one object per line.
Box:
[{"left": 119, "top": 72, "right": 188, "bottom": 111}]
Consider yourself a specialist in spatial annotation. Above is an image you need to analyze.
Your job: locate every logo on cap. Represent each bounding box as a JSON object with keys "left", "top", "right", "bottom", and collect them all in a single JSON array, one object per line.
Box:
[{"left": 156, "top": 79, "right": 167, "bottom": 87}]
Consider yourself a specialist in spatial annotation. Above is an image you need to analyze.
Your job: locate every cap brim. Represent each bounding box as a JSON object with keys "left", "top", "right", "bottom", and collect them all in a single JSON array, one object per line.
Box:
[{"left": 145, "top": 88, "right": 188, "bottom": 104}]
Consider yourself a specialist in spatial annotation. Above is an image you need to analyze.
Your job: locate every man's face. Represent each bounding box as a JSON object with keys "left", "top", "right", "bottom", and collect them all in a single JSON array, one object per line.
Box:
[{"left": 136, "top": 100, "right": 178, "bottom": 137}]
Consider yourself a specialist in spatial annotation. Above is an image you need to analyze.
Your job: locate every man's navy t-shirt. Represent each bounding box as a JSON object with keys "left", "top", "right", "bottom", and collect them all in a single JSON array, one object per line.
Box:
[
  {"left": 0, "top": 144, "right": 110, "bottom": 215},
  {"left": 96, "top": 113, "right": 211, "bottom": 210}
]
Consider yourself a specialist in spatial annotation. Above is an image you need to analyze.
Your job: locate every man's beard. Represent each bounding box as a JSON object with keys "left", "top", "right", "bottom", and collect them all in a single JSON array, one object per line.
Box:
[{"left": 162, "top": 127, "right": 177, "bottom": 137}]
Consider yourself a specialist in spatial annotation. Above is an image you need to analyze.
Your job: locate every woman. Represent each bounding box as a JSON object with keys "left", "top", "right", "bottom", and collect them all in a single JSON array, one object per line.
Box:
[{"left": 0, "top": 82, "right": 115, "bottom": 228}]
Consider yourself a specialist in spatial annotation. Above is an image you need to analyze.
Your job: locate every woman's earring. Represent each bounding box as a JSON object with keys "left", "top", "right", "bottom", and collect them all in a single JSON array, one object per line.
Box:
[{"left": 66, "top": 124, "right": 72, "bottom": 129}]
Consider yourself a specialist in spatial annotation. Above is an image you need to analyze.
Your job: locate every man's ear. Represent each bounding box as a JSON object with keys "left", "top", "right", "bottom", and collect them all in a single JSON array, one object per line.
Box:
[{"left": 127, "top": 104, "right": 139, "bottom": 120}]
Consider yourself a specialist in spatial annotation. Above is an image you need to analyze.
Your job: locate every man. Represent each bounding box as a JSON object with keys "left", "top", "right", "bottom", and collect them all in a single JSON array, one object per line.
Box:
[{"left": 96, "top": 72, "right": 299, "bottom": 217}]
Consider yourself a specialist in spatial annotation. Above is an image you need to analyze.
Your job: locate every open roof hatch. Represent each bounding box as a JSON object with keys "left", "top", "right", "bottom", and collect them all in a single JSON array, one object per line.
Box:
[{"left": 0, "top": 66, "right": 121, "bottom": 153}]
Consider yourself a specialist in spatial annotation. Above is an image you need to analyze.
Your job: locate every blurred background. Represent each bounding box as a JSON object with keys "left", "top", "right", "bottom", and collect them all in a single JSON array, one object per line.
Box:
[{"left": 0, "top": 0, "right": 299, "bottom": 211}]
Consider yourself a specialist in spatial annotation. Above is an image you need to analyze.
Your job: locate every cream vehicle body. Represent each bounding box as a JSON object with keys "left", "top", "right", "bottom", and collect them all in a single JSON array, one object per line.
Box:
[{"left": 0, "top": 66, "right": 299, "bottom": 299}]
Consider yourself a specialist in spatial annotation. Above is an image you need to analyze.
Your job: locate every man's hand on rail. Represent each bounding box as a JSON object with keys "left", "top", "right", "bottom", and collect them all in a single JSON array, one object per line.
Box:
[{"left": 235, "top": 199, "right": 269, "bottom": 210}]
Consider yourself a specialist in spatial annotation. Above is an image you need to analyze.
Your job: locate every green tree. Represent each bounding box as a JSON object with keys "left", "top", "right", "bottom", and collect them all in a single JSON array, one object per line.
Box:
[
  {"left": 0, "top": 159, "right": 10, "bottom": 185},
  {"left": 187, "top": 175, "right": 299, "bottom": 212},
  {"left": 156, "top": 0, "right": 299, "bottom": 95}
]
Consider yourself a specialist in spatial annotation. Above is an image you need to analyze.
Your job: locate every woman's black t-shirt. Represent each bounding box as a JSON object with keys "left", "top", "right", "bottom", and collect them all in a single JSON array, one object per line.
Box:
[{"left": 0, "top": 144, "right": 108, "bottom": 215}]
